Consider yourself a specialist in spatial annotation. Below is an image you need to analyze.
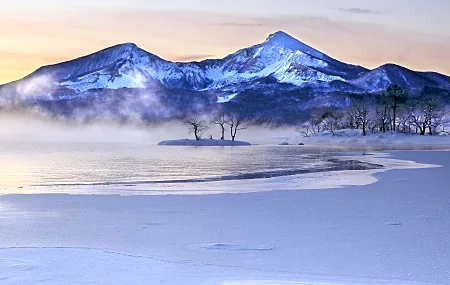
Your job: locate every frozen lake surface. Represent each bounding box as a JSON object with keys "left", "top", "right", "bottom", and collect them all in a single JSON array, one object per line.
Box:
[
  {"left": 0, "top": 150, "right": 449, "bottom": 284},
  {"left": 0, "top": 143, "right": 390, "bottom": 194}
]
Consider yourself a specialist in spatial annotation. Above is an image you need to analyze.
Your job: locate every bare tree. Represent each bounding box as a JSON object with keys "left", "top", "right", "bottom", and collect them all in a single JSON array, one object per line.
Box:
[
  {"left": 211, "top": 110, "right": 227, "bottom": 140},
  {"left": 296, "top": 113, "right": 323, "bottom": 137},
  {"left": 348, "top": 96, "right": 372, "bottom": 136},
  {"left": 296, "top": 122, "right": 314, "bottom": 137},
  {"left": 309, "top": 108, "right": 328, "bottom": 133},
  {"left": 355, "top": 102, "right": 371, "bottom": 136},
  {"left": 376, "top": 92, "right": 391, "bottom": 133},
  {"left": 440, "top": 110, "right": 450, "bottom": 135},
  {"left": 226, "top": 114, "right": 247, "bottom": 141},
  {"left": 396, "top": 108, "right": 413, "bottom": 133},
  {"left": 386, "top": 84, "right": 408, "bottom": 131},
  {"left": 322, "top": 111, "right": 344, "bottom": 136},
  {"left": 184, "top": 118, "right": 209, "bottom": 140},
  {"left": 346, "top": 104, "right": 360, "bottom": 129},
  {"left": 409, "top": 95, "right": 445, "bottom": 135}
]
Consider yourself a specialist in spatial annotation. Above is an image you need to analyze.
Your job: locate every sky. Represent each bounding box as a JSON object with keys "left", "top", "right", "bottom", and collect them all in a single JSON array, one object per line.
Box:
[{"left": 0, "top": 0, "right": 450, "bottom": 84}]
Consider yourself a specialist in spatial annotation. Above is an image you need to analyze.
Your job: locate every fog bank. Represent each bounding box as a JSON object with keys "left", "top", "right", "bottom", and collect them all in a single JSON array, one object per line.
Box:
[{"left": 0, "top": 112, "right": 298, "bottom": 144}]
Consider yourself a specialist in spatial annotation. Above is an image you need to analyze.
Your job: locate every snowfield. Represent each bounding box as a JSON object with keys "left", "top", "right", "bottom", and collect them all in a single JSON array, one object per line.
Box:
[
  {"left": 290, "top": 129, "right": 450, "bottom": 149},
  {"left": 0, "top": 150, "right": 449, "bottom": 284}
]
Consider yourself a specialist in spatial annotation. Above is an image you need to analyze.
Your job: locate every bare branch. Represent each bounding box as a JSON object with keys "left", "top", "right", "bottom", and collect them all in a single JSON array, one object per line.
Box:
[{"left": 184, "top": 118, "right": 210, "bottom": 140}]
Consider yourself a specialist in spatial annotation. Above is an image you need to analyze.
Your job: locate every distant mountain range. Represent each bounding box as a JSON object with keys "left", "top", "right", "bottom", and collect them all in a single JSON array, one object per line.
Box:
[{"left": 1, "top": 31, "right": 450, "bottom": 123}]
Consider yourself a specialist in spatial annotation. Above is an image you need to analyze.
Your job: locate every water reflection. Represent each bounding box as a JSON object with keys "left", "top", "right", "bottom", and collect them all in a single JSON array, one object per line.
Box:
[{"left": 0, "top": 143, "right": 387, "bottom": 190}]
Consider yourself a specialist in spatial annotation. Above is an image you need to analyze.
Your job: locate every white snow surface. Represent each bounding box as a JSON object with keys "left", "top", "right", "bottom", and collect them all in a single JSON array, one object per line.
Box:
[
  {"left": 0, "top": 151, "right": 449, "bottom": 284},
  {"left": 290, "top": 129, "right": 450, "bottom": 148},
  {"left": 217, "top": 93, "right": 238, "bottom": 103}
]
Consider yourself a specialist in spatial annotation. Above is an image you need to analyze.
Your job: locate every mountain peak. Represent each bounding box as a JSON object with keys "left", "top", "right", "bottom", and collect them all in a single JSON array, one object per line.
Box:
[
  {"left": 263, "top": 31, "right": 324, "bottom": 59},
  {"left": 114, "top": 42, "right": 138, "bottom": 48},
  {"left": 265, "top": 31, "right": 296, "bottom": 42},
  {"left": 106, "top": 42, "right": 139, "bottom": 53}
]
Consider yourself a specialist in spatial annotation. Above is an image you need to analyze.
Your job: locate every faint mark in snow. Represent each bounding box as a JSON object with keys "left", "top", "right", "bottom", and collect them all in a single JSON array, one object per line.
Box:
[
  {"left": 220, "top": 281, "right": 368, "bottom": 285},
  {"left": 203, "top": 243, "right": 276, "bottom": 251},
  {"left": 385, "top": 222, "right": 402, "bottom": 226},
  {"left": 0, "top": 258, "right": 39, "bottom": 271},
  {"left": 142, "top": 222, "right": 164, "bottom": 227},
  {"left": 219, "top": 278, "right": 435, "bottom": 285}
]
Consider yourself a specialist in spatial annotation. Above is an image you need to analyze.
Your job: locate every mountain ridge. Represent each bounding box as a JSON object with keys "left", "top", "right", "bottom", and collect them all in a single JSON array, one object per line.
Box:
[
  {"left": 1, "top": 31, "right": 450, "bottom": 124},
  {"left": 4, "top": 30, "right": 449, "bottom": 94}
]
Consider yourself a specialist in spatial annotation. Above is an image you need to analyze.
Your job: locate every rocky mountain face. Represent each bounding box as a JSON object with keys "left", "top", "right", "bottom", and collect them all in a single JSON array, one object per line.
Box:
[{"left": 1, "top": 31, "right": 450, "bottom": 124}]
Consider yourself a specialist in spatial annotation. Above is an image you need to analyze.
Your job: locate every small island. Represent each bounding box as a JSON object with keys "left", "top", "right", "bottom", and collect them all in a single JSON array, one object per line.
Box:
[
  {"left": 158, "top": 139, "right": 251, "bottom": 146},
  {"left": 158, "top": 115, "right": 251, "bottom": 146}
]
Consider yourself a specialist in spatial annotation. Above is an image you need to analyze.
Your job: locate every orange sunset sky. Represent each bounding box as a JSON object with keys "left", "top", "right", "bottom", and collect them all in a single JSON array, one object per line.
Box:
[{"left": 1, "top": 0, "right": 449, "bottom": 84}]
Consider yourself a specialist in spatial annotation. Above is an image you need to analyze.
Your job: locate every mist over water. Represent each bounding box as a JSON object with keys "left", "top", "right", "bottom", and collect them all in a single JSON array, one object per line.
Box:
[
  {"left": 0, "top": 111, "right": 173, "bottom": 144},
  {"left": 0, "top": 112, "right": 362, "bottom": 193},
  {"left": 0, "top": 111, "right": 299, "bottom": 144},
  {"left": 0, "top": 111, "right": 308, "bottom": 190},
  {"left": 0, "top": 111, "right": 387, "bottom": 194}
]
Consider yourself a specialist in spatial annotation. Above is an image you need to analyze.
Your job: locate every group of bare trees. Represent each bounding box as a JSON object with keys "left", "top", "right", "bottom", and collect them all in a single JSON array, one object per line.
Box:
[
  {"left": 184, "top": 111, "right": 247, "bottom": 141},
  {"left": 300, "top": 85, "right": 449, "bottom": 137}
]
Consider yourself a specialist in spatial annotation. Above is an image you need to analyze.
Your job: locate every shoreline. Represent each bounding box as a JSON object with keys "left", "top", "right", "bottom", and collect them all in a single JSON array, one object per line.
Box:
[{"left": 1, "top": 149, "right": 440, "bottom": 196}]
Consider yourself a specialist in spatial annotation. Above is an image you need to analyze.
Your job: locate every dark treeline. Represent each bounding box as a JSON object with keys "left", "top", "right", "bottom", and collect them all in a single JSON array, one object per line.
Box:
[
  {"left": 2, "top": 83, "right": 449, "bottom": 138},
  {"left": 300, "top": 85, "right": 450, "bottom": 136}
]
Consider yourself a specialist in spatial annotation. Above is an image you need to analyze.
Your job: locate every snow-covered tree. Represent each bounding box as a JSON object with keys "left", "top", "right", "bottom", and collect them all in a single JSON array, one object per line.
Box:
[{"left": 409, "top": 95, "right": 446, "bottom": 135}]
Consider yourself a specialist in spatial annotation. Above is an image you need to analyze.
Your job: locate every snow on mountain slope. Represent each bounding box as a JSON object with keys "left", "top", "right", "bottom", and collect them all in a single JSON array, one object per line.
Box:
[
  {"left": 259, "top": 31, "right": 368, "bottom": 78},
  {"left": 200, "top": 45, "right": 345, "bottom": 89},
  {"left": 27, "top": 43, "right": 192, "bottom": 93},
  {"left": 13, "top": 32, "right": 369, "bottom": 95},
  {"left": 1, "top": 31, "right": 450, "bottom": 101},
  {"left": 351, "top": 64, "right": 442, "bottom": 93},
  {"left": 179, "top": 31, "right": 366, "bottom": 90},
  {"left": 420, "top": 71, "right": 450, "bottom": 89}
]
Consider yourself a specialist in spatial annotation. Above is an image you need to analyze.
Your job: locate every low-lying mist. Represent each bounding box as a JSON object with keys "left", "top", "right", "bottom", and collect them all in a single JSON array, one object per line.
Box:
[
  {"left": 0, "top": 111, "right": 178, "bottom": 144},
  {"left": 0, "top": 111, "right": 298, "bottom": 145}
]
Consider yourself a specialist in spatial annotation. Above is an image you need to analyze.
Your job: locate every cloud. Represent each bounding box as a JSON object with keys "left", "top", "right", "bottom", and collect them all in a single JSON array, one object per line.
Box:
[
  {"left": 335, "top": 8, "right": 383, "bottom": 15},
  {"left": 214, "top": 22, "right": 266, "bottom": 27},
  {"left": 172, "top": 54, "right": 216, "bottom": 62},
  {"left": 1, "top": 8, "right": 450, "bottom": 85}
]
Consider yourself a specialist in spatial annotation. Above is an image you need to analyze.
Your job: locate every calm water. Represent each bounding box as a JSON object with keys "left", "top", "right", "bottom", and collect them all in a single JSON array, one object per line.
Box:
[{"left": 0, "top": 143, "right": 378, "bottom": 190}]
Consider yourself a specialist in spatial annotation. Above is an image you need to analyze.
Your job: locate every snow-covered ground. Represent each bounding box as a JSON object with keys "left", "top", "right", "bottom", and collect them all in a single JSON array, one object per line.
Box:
[
  {"left": 158, "top": 139, "right": 251, "bottom": 146},
  {"left": 1, "top": 150, "right": 449, "bottom": 284},
  {"left": 283, "top": 129, "right": 450, "bottom": 149}
]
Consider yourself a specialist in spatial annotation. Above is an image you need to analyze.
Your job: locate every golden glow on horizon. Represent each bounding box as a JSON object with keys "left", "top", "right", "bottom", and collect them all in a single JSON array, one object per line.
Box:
[{"left": 1, "top": 1, "right": 450, "bottom": 84}]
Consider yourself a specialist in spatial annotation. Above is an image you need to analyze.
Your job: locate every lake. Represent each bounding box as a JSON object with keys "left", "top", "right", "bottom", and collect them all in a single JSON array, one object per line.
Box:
[{"left": 0, "top": 143, "right": 383, "bottom": 194}]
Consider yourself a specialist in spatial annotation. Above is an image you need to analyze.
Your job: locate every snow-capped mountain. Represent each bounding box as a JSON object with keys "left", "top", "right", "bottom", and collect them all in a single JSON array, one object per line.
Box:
[
  {"left": 3, "top": 31, "right": 449, "bottom": 96},
  {"left": 1, "top": 31, "right": 450, "bottom": 123},
  {"left": 350, "top": 63, "right": 450, "bottom": 93},
  {"left": 176, "top": 31, "right": 368, "bottom": 91},
  {"left": 4, "top": 32, "right": 370, "bottom": 95},
  {"left": 27, "top": 43, "right": 190, "bottom": 93}
]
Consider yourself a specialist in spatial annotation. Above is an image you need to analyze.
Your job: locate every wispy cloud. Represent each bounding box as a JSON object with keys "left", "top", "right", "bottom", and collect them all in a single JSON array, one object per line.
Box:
[
  {"left": 335, "top": 8, "right": 383, "bottom": 15},
  {"left": 214, "top": 22, "right": 266, "bottom": 27},
  {"left": 1, "top": 9, "right": 450, "bottom": 84}
]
